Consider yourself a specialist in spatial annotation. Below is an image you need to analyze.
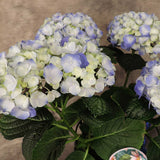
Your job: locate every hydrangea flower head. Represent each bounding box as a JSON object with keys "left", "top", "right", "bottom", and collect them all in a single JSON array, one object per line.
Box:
[
  {"left": 0, "top": 40, "right": 60, "bottom": 120},
  {"left": 35, "top": 12, "right": 103, "bottom": 56},
  {"left": 107, "top": 11, "right": 160, "bottom": 58},
  {"left": 0, "top": 38, "right": 115, "bottom": 120},
  {"left": 134, "top": 60, "right": 160, "bottom": 114}
]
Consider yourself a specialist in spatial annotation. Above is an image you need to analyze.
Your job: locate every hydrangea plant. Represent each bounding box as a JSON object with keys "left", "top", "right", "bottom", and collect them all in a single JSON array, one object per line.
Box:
[{"left": 0, "top": 12, "right": 160, "bottom": 160}]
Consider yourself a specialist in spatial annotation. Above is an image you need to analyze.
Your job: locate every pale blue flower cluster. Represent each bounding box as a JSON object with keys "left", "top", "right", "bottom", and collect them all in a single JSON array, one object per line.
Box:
[
  {"left": 107, "top": 11, "right": 160, "bottom": 58},
  {"left": 0, "top": 13, "right": 115, "bottom": 120},
  {"left": 134, "top": 60, "right": 160, "bottom": 114},
  {"left": 35, "top": 12, "right": 103, "bottom": 56}
]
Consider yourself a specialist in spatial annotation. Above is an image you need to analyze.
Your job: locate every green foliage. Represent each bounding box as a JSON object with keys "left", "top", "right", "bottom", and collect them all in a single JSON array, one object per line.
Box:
[
  {"left": 0, "top": 108, "right": 54, "bottom": 140},
  {"left": 66, "top": 151, "right": 95, "bottom": 160},
  {"left": 109, "top": 87, "right": 135, "bottom": 110},
  {"left": 80, "top": 101, "right": 124, "bottom": 129},
  {"left": 32, "top": 126, "right": 69, "bottom": 160},
  {"left": 126, "top": 98, "right": 156, "bottom": 120},
  {"left": 101, "top": 45, "right": 146, "bottom": 72},
  {"left": 117, "top": 53, "right": 146, "bottom": 72},
  {"left": 90, "top": 117, "right": 145, "bottom": 160},
  {"left": 82, "top": 96, "right": 110, "bottom": 117},
  {"left": 64, "top": 92, "right": 124, "bottom": 129},
  {"left": 29, "top": 107, "right": 53, "bottom": 122},
  {"left": 0, "top": 114, "right": 31, "bottom": 140},
  {"left": 102, "top": 86, "right": 156, "bottom": 121},
  {"left": 22, "top": 122, "right": 51, "bottom": 160},
  {"left": 147, "top": 135, "right": 160, "bottom": 160},
  {"left": 100, "top": 45, "right": 123, "bottom": 63},
  {"left": 63, "top": 98, "right": 86, "bottom": 125}
]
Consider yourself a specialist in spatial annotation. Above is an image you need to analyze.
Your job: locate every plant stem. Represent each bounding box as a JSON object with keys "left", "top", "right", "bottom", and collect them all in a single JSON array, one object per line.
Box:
[
  {"left": 70, "top": 118, "right": 81, "bottom": 127},
  {"left": 53, "top": 106, "right": 78, "bottom": 138},
  {"left": 83, "top": 144, "right": 90, "bottom": 160},
  {"left": 123, "top": 71, "right": 130, "bottom": 87},
  {"left": 145, "top": 132, "right": 160, "bottom": 149},
  {"left": 52, "top": 123, "right": 68, "bottom": 130},
  {"left": 61, "top": 95, "right": 69, "bottom": 111}
]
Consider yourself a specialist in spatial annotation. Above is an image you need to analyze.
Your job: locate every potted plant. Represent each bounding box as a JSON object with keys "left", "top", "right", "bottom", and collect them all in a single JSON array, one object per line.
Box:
[{"left": 0, "top": 11, "right": 159, "bottom": 160}]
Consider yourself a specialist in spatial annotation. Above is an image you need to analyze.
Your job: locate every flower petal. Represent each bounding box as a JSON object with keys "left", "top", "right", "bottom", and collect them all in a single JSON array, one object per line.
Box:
[
  {"left": 61, "top": 54, "right": 81, "bottom": 73},
  {"left": 30, "top": 91, "right": 48, "bottom": 108},
  {"left": 43, "top": 63, "right": 63, "bottom": 85},
  {"left": 10, "top": 107, "right": 30, "bottom": 120},
  {"left": 4, "top": 74, "right": 17, "bottom": 91}
]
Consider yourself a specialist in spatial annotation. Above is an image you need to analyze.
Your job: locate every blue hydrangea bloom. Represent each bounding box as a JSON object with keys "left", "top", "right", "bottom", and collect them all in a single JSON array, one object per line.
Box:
[
  {"left": 121, "top": 35, "right": 136, "bottom": 50},
  {"left": 139, "top": 25, "right": 151, "bottom": 36},
  {"left": 61, "top": 54, "right": 82, "bottom": 73},
  {"left": 10, "top": 106, "right": 36, "bottom": 120},
  {"left": 35, "top": 12, "right": 103, "bottom": 55},
  {"left": 107, "top": 11, "right": 160, "bottom": 58},
  {"left": 135, "top": 60, "right": 160, "bottom": 114}
]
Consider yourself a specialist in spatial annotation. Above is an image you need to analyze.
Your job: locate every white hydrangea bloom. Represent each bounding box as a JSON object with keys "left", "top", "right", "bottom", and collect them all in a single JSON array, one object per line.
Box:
[
  {"left": 79, "top": 87, "right": 95, "bottom": 97},
  {"left": 4, "top": 74, "right": 17, "bottom": 92},
  {"left": 35, "top": 12, "right": 103, "bottom": 56},
  {"left": 24, "top": 75, "right": 40, "bottom": 88},
  {"left": 107, "top": 11, "right": 160, "bottom": 58},
  {"left": 47, "top": 90, "right": 61, "bottom": 102},
  {"left": 0, "top": 52, "right": 7, "bottom": 76},
  {"left": 0, "top": 88, "right": 7, "bottom": 97},
  {"left": 30, "top": 91, "right": 48, "bottom": 108},
  {"left": 14, "top": 94, "right": 29, "bottom": 110},
  {"left": 7, "top": 45, "right": 21, "bottom": 58},
  {"left": 0, "top": 97, "right": 15, "bottom": 114},
  {"left": 11, "top": 87, "right": 22, "bottom": 99},
  {"left": 15, "top": 60, "right": 32, "bottom": 77}
]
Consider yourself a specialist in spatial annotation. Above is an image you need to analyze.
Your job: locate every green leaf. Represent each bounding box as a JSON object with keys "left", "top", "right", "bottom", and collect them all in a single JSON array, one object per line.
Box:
[
  {"left": 54, "top": 94, "right": 70, "bottom": 108},
  {"left": 104, "top": 87, "right": 156, "bottom": 120},
  {"left": 0, "top": 114, "right": 31, "bottom": 140},
  {"left": 66, "top": 151, "right": 95, "bottom": 160},
  {"left": 100, "top": 45, "right": 124, "bottom": 63},
  {"left": 80, "top": 90, "right": 124, "bottom": 129},
  {"left": 147, "top": 135, "right": 160, "bottom": 160},
  {"left": 22, "top": 122, "right": 50, "bottom": 160},
  {"left": 110, "top": 87, "right": 135, "bottom": 110},
  {"left": 80, "top": 102, "right": 124, "bottom": 129},
  {"left": 29, "top": 107, "right": 53, "bottom": 122},
  {"left": 90, "top": 117, "right": 145, "bottom": 160},
  {"left": 117, "top": 54, "right": 146, "bottom": 72},
  {"left": 80, "top": 123, "right": 89, "bottom": 137},
  {"left": 0, "top": 107, "right": 54, "bottom": 140},
  {"left": 82, "top": 96, "right": 110, "bottom": 117},
  {"left": 32, "top": 126, "right": 69, "bottom": 160},
  {"left": 63, "top": 99, "right": 87, "bottom": 125},
  {"left": 126, "top": 97, "right": 156, "bottom": 120}
]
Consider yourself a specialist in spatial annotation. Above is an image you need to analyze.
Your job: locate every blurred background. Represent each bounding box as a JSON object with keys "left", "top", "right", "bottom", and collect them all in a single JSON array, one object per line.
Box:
[{"left": 0, "top": 0, "right": 160, "bottom": 159}]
